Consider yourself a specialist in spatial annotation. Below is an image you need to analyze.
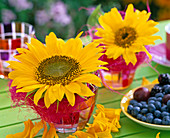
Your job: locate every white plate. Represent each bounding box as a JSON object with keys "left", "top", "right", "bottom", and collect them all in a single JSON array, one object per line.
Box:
[{"left": 121, "top": 84, "right": 170, "bottom": 130}]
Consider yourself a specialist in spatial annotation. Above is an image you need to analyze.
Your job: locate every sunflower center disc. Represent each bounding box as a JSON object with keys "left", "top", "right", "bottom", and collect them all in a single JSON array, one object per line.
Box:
[
  {"left": 114, "top": 27, "right": 137, "bottom": 48},
  {"left": 35, "top": 55, "right": 81, "bottom": 86}
]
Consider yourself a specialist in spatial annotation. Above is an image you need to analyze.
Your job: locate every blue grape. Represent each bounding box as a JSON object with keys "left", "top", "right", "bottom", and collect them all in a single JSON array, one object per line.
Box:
[
  {"left": 146, "top": 113, "right": 153, "bottom": 117},
  {"left": 161, "top": 105, "right": 168, "bottom": 112},
  {"left": 141, "top": 116, "right": 146, "bottom": 122},
  {"left": 130, "top": 99, "right": 138, "bottom": 105},
  {"left": 156, "top": 97, "right": 163, "bottom": 102},
  {"left": 148, "top": 97, "right": 157, "bottom": 101},
  {"left": 155, "top": 93, "right": 164, "bottom": 98},
  {"left": 134, "top": 103, "right": 143, "bottom": 108},
  {"left": 161, "top": 111, "right": 169, "bottom": 118},
  {"left": 131, "top": 107, "right": 140, "bottom": 117},
  {"left": 148, "top": 100, "right": 155, "bottom": 105},
  {"left": 154, "top": 118, "right": 162, "bottom": 124},
  {"left": 127, "top": 105, "right": 133, "bottom": 114},
  {"left": 154, "top": 110, "right": 161, "bottom": 118},
  {"left": 146, "top": 115, "right": 154, "bottom": 123},
  {"left": 162, "top": 116, "right": 170, "bottom": 125},
  {"left": 141, "top": 108, "right": 148, "bottom": 114},
  {"left": 137, "top": 114, "right": 143, "bottom": 120},
  {"left": 167, "top": 100, "right": 170, "bottom": 109},
  {"left": 154, "top": 101, "right": 161, "bottom": 110},
  {"left": 148, "top": 104, "right": 156, "bottom": 113}
]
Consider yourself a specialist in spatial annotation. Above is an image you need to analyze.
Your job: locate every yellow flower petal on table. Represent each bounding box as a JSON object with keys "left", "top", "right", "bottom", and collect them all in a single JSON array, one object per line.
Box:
[
  {"left": 95, "top": 129, "right": 112, "bottom": 138},
  {"left": 96, "top": 104, "right": 121, "bottom": 121},
  {"left": 8, "top": 32, "right": 105, "bottom": 108},
  {"left": 95, "top": 104, "right": 121, "bottom": 133},
  {"left": 42, "top": 121, "right": 48, "bottom": 138},
  {"left": 67, "top": 104, "right": 120, "bottom": 138},
  {"left": 43, "top": 124, "right": 58, "bottom": 138},
  {"left": 95, "top": 3, "right": 161, "bottom": 65},
  {"left": 30, "top": 120, "right": 45, "bottom": 138},
  {"left": 70, "top": 131, "right": 96, "bottom": 138},
  {"left": 152, "top": 79, "right": 159, "bottom": 84},
  {"left": 6, "top": 119, "right": 59, "bottom": 138},
  {"left": 142, "top": 77, "right": 158, "bottom": 86},
  {"left": 67, "top": 135, "right": 77, "bottom": 138},
  {"left": 6, "top": 119, "right": 34, "bottom": 138},
  {"left": 156, "top": 132, "right": 160, "bottom": 138}
]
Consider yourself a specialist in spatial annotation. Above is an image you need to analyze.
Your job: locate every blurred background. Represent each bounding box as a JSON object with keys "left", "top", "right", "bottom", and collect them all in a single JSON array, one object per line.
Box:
[{"left": 0, "top": 0, "right": 169, "bottom": 42}]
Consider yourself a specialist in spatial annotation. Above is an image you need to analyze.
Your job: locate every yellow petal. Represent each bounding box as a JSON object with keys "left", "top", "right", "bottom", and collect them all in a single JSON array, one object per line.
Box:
[
  {"left": 156, "top": 132, "right": 160, "bottom": 138},
  {"left": 48, "top": 86, "right": 58, "bottom": 104},
  {"left": 30, "top": 120, "right": 44, "bottom": 137},
  {"left": 31, "top": 38, "right": 49, "bottom": 58},
  {"left": 6, "top": 119, "right": 34, "bottom": 138},
  {"left": 76, "top": 83, "right": 95, "bottom": 97},
  {"left": 34, "top": 85, "right": 49, "bottom": 105},
  {"left": 76, "top": 31, "right": 83, "bottom": 39},
  {"left": 16, "top": 84, "right": 44, "bottom": 93},
  {"left": 141, "top": 77, "right": 158, "bottom": 86},
  {"left": 45, "top": 32, "right": 60, "bottom": 56},
  {"left": 67, "top": 135, "right": 77, "bottom": 138},
  {"left": 73, "top": 131, "right": 95, "bottom": 138},
  {"left": 16, "top": 80, "right": 40, "bottom": 89},
  {"left": 44, "top": 124, "right": 59, "bottom": 138},
  {"left": 64, "top": 87, "right": 75, "bottom": 106},
  {"left": 11, "top": 77, "right": 35, "bottom": 87},
  {"left": 53, "top": 84, "right": 64, "bottom": 101},
  {"left": 42, "top": 121, "right": 48, "bottom": 138},
  {"left": 74, "top": 74, "right": 101, "bottom": 87},
  {"left": 141, "top": 77, "right": 151, "bottom": 86},
  {"left": 44, "top": 89, "right": 51, "bottom": 108},
  {"left": 65, "top": 82, "right": 81, "bottom": 94},
  {"left": 152, "top": 79, "right": 159, "bottom": 84},
  {"left": 81, "top": 66, "right": 108, "bottom": 74}
]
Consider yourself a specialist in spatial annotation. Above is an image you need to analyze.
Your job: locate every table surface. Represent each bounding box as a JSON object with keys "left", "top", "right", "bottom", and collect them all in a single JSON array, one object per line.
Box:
[{"left": 0, "top": 20, "right": 170, "bottom": 138}]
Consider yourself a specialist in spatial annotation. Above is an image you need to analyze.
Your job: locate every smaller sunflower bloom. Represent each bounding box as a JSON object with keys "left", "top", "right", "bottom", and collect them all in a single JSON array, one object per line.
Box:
[
  {"left": 95, "top": 4, "right": 162, "bottom": 65},
  {"left": 7, "top": 32, "right": 107, "bottom": 108}
]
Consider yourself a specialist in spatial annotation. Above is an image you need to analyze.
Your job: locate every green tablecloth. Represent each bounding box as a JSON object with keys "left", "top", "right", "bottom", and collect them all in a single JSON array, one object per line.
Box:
[{"left": 0, "top": 20, "right": 170, "bottom": 138}]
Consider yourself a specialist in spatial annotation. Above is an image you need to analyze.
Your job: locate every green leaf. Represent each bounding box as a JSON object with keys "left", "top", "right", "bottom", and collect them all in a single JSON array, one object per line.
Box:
[
  {"left": 25, "top": 88, "right": 38, "bottom": 99},
  {"left": 87, "top": 4, "right": 104, "bottom": 30},
  {"left": 56, "top": 100, "right": 59, "bottom": 112}
]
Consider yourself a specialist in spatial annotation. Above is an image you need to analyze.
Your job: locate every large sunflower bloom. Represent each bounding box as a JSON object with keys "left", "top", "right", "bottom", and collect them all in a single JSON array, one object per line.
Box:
[
  {"left": 7, "top": 32, "right": 107, "bottom": 108},
  {"left": 95, "top": 4, "right": 162, "bottom": 65}
]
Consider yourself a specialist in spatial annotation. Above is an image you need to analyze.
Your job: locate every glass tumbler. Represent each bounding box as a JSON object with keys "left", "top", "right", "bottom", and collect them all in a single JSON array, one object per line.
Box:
[{"left": 0, "top": 22, "right": 35, "bottom": 78}]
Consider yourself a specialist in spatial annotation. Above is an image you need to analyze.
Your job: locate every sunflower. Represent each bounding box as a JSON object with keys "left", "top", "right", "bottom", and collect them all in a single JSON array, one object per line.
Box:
[
  {"left": 7, "top": 32, "right": 107, "bottom": 108},
  {"left": 94, "top": 4, "right": 162, "bottom": 65}
]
